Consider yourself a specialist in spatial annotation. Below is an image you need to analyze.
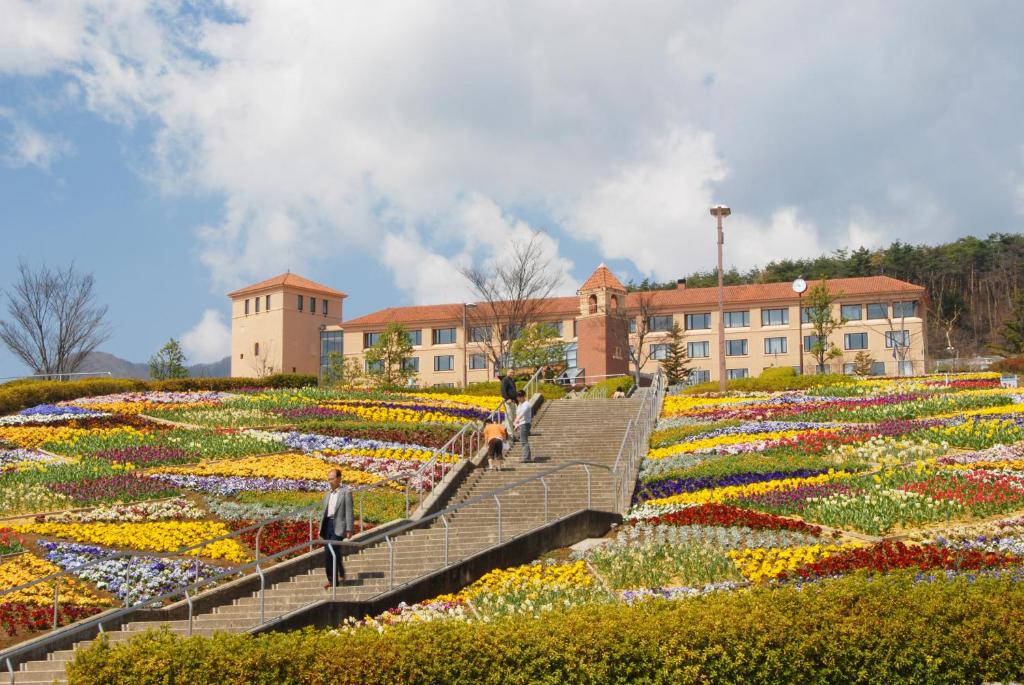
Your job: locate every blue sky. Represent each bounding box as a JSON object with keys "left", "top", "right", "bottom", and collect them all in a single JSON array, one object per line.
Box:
[{"left": 1, "top": 1, "right": 1023, "bottom": 378}]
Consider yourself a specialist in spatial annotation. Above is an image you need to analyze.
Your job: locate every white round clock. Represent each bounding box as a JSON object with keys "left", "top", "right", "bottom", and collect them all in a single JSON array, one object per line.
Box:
[{"left": 792, "top": 278, "right": 807, "bottom": 294}]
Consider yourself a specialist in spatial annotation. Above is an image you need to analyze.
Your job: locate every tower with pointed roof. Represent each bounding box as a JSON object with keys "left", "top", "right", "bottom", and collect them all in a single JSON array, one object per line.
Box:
[
  {"left": 576, "top": 263, "right": 630, "bottom": 384},
  {"left": 228, "top": 273, "right": 346, "bottom": 377}
]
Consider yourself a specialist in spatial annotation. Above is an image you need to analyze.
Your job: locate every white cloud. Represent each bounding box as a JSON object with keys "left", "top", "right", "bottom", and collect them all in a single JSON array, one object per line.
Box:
[
  {"left": 0, "top": 109, "right": 72, "bottom": 170},
  {"left": 180, "top": 309, "right": 230, "bottom": 364},
  {"left": 2, "top": 0, "right": 1023, "bottom": 296}
]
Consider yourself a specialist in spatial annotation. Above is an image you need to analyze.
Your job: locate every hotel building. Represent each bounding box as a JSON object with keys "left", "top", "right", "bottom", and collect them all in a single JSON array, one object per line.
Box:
[{"left": 228, "top": 265, "right": 927, "bottom": 386}]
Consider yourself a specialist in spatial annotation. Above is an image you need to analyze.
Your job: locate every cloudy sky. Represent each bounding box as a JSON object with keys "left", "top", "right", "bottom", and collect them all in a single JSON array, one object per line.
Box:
[{"left": 1, "top": 1, "right": 1022, "bottom": 376}]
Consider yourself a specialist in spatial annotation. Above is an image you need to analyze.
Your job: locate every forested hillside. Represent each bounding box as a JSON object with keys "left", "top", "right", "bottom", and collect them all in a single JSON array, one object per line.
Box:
[{"left": 628, "top": 233, "right": 1024, "bottom": 359}]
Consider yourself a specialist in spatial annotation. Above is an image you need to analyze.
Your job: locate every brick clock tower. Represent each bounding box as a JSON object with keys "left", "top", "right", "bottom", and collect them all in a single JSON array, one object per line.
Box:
[{"left": 576, "top": 264, "right": 630, "bottom": 384}]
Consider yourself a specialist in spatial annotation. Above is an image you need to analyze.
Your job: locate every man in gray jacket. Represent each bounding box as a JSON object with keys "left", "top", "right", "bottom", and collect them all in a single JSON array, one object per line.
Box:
[{"left": 320, "top": 468, "right": 354, "bottom": 589}]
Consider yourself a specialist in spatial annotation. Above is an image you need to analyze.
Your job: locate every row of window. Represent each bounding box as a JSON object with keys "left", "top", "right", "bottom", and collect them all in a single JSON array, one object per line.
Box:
[
  {"left": 654, "top": 330, "right": 911, "bottom": 359},
  {"left": 365, "top": 353, "right": 490, "bottom": 374},
  {"left": 688, "top": 360, "right": 917, "bottom": 383},
  {"left": 245, "top": 294, "right": 330, "bottom": 316},
  {"left": 363, "top": 322, "right": 569, "bottom": 349},
  {"left": 640, "top": 301, "right": 918, "bottom": 332}
]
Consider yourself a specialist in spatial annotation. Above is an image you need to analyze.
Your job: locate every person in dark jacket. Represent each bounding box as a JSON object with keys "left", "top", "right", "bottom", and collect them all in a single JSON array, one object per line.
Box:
[{"left": 498, "top": 370, "right": 517, "bottom": 434}]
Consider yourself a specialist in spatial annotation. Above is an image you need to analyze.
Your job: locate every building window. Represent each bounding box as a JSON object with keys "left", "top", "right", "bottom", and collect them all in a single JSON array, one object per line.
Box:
[
  {"left": 468, "top": 326, "right": 489, "bottom": 342},
  {"left": 871, "top": 361, "right": 886, "bottom": 375},
  {"left": 724, "top": 311, "right": 750, "bottom": 328},
  {"left": 841, "top": 304, "right": 862, "bottom": 321},
  {"left": 364, "top": 332, "right": 382, "bottom": 349},
  {"left": 688, "top": 341, "right": 710, "bottom": 358},
  {"left": 727, "top": 368, "right": 748, "bottom": 379},
  {"left": 685, "top": 313, "right": 711, "bottom": 330},
  {"left": 650, "top": 343, "right": 670, "bottom": 361},
  {"left": 323, "top": 299, "right": 328, "bottom": 317},
  {"left": 469, "top": 353, "right": 487, "bottom": 370},
  {"left": 761, "top": 308, "right": 789, "bottom": 326},
  {"left": 629, "top": 319, "right": 637, "bottom": 334},
  {"left": 366, "top": 359, "right": 383, "bottom": 373},
  {"left": 502, "top": 324, "right": 523, "bottom": 341},
  {"left": 801, "top": 306, "right": 828, "bottom": 323},
  {"left": 885, "top": 330, "right": 910, "bottom": 348},
  {"left": 898, "top": 360, "right": 914, "bottom": 375},
  {"left": 434, "top": 355, "right": 455, "bottom": 372},
  {"left": 691, "top": 369, "right": 711, "bottom": 384},
  {"left": 244, "top": 299, "right": 250, "bottom": 315},
  {"left": 843, "top": 363, "right": 856, "bottom": 375},
  {"left": 405, "top": 330, "right": 423, "bottom": 346},
  {"left": 401, "top": 357, "right": 420, "bottom": 372},
  {"left": 254, "top": 342, "right": 260, "bottom": 356},
  {"left": 297, "top": 294, "right": 303, "bottom": 312},
  {"left": 610, "top": 294, "right": 619, "bottom": 311},
  {"left": 648, "top": 315, "right": 674, "bottom": 332},
  {"left": 804, "top": 335, "right": 826, "bottom": 352},
  {"left": 433, "top": 328, "right": 457, "bottom": 345},
  {"left": 588, "top": 294, "right": 597, "bottom": 314},
  {"left": 893, "top": 301, "right": 918, "bottom": 318},
  {"left": 725, "top": 339, "right": 748, "bottom": 356},
  {"left": 433, "top": 383, "right": 455, "bottom": 388},
  {"left": 546, "top": 321, "right": 564, "bottom": 338},
  {"left": 311, "top": 297, "right": 316, "bottom": 314},
  {"left": 572, "top": 320, "right": 578, "bottom": 338},
  {"left": 867, "top": 303, "right": 888, "bottom": 320},
  {"left": 564, "top": 342, "right": 577, "bottom": 369},
  {"left": 764, "top": 337, "right": 788, "bottom": 354},
  {"left": 844, "top": 332, "right": 868, "bottom": 350},
  {"left": 255, "top": 297, "right": 261, "bottom": 314},
  {"left": 319, "top": 330, "right": 343, "bottom": 376}
]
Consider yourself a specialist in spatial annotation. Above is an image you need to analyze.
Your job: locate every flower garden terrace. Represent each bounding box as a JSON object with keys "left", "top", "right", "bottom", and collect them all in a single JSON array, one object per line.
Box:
[
  {"left": 11, "top": 371, "right": 1024, "bottom": 683},
  {"left": 0, "top": 387, "right": 505, "bottom": 650}
]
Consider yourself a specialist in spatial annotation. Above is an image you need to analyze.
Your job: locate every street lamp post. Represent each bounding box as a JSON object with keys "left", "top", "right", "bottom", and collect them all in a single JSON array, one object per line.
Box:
[
  {"left": 792, "top": 277, "right": 807, "bottom": 375},
  {"left": 462, "top": 302, "right": 477, "bottom": 388},
  {"left": 710, "top": 205, "right": 731, "bottom": 392}
]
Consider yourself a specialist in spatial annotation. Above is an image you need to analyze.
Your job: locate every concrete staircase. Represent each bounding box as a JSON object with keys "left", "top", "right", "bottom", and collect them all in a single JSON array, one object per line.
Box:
[{"left": 6, "top": 395, "right": 645, "bottom": 684}]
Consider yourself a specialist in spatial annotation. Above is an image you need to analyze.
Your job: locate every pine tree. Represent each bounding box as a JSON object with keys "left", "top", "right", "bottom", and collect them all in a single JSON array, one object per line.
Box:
[
  {"left": 991, "top": 292, "right": 1024, "bottom": 356},
  {"left": 149, "top": 338, "right": 188, "bottom": 380},
  {"left": 660, "top": 323, "right": 689, "bottom": 384}
]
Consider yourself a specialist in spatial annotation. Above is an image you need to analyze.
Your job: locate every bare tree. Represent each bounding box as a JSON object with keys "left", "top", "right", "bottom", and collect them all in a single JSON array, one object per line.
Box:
[
  {"left": 250, "top": 340, "right": 275, "bottom": 378},
  {"left": 0, "top": 262, "right": 111, "bottom": 378},
  {"left": 459, "top": 233, "right": 564, "bottom": 370},
  {"left": 626, "top": 292, "right": 656, "bottom": 386}
]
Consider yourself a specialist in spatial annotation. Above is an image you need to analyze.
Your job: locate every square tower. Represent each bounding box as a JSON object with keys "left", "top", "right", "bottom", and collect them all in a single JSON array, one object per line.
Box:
[
  {"left": 228, "top": 273, "right": 346, "bottom": 377},
  {"left": 576, "top": 264, "right": 630, "bottom": 384}
]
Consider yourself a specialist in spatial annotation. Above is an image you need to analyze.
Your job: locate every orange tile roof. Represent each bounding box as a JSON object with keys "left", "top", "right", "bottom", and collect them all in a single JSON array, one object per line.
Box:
[
  {"left": 227, "top": 273, "right": 347, "bottom": 299},
  {"left": 630, "top": 275, "right": 925, "bottom": 311},
  {"left": 579, "top": 263, "right": 626, "bottom": 292}
]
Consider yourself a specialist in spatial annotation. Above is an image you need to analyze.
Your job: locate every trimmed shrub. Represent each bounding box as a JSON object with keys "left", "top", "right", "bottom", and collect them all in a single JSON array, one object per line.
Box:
[
  {"left": 67, "top": 572, "right": 1024, "bottom": 684},
  {"left": 990, "top": 356, "right": 1024, "bottom": 373},
  {"left": 587, "top": 375, "right": 634, "bottom": 397},
  {"left": 394, "top": 381, "right": 566, "bottom": 401},
  {"left": 0, "top": 375, "right": 318, "bottom": 415},
  {"left": 759, "top": 366, "right": 796, "bottom": 380}
]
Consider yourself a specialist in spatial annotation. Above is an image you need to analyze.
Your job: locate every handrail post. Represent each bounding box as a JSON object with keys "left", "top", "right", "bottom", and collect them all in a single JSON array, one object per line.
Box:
[
  {"left": 308, "top": 510, "right": 315, "bottom": 552},
  {"left": 405, "top": 482, "right": 411, "bottom": 518},
  {"left": 256, "top": 564, "right": 266, "bottom": 625},
  {"left": 494, "top": 494, "right": 502, "bottom": 543},
  {"left": 327, "top": 544, "right": 339, "bottom": 601},
  {"left": 358, "top": 490, "right": 364, "bottom": 531},
  {"left": 582, "top": 464, "right": 592, "bottom": 509},
  {"left": 541, "top": 477, "right": 549, "bottom": 522},
  {"left": 386, "top": 535, "right": 395, "bottom": 591},
  {"left": 255, "top": 525, "right": 265, "bottom": 564},
  {"left": 441, "top": 514, "right": 450, "bottom": 567},
  {"left": 185, "top": 590, "right": 193, "bottom": 637},
  {"left": 6, "top": 656, "right": 14, "bottom": 685}
]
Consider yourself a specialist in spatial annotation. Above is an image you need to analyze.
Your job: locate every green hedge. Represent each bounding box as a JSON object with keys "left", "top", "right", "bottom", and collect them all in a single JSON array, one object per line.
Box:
[
  {"left": 67, "top": 572, "right": 1024, "bottom": 684},
  {"left": 0, "top": 374, "right": 317, "bottom": 415},
  {"left": 395, "top": 380, "right": 567, "bottom": 401},
  {"left": 684, "top": 372, "right": 854, "bottom": 394},
  {"left": 587, "top": 375, "right": 634, "bottom": 397}
]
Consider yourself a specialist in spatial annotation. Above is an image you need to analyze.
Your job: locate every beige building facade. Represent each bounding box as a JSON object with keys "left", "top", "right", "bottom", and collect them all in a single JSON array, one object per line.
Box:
[{"left": 228, "top": 266, "right": 928, "bottom": 386}]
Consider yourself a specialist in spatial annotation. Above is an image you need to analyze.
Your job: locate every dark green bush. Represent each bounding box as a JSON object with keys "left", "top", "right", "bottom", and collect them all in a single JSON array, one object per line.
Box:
[
  {"left": 0, "top": 375, "right": 317, "bottom": 414},
  {"left": 67, "top": 572, "right": 1024, "bottom": 684},
  {"left": 759, "top": 366, "right": 796, "bottom": 379},
  {"left": 393, "top": 380, "right": 566, "bottom": 401}
]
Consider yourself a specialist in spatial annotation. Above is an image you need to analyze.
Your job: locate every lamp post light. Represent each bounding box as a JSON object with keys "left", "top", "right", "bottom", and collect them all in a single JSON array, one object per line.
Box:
[
  {"left": 462, "top": 302, "right": 477, "bottom": 388},
  {"left": 710, "top": 204, "right": 731, "bottom": 392}
]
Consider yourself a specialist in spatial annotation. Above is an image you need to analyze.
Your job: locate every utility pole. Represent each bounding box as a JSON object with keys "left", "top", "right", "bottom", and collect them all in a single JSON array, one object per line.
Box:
[{"left": 793, "top": 277, "right": 807, "bottom": 375}]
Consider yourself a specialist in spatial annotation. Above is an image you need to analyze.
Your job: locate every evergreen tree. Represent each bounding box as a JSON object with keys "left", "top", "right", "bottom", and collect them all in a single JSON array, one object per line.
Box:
[
  {"left": 660, "top": 323, "right": 689, "bottom": 384},
  {"left": 991, "top": 292, "right": 1024, "bottom": 356},
  {"left": 149, "top": 338, "right": 188, "bottom": 380}
]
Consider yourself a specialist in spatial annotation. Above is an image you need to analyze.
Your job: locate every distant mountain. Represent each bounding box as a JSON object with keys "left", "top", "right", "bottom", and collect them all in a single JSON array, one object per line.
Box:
[{"left": 77, "top": 351, "right": 231, "bottom": 380}]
